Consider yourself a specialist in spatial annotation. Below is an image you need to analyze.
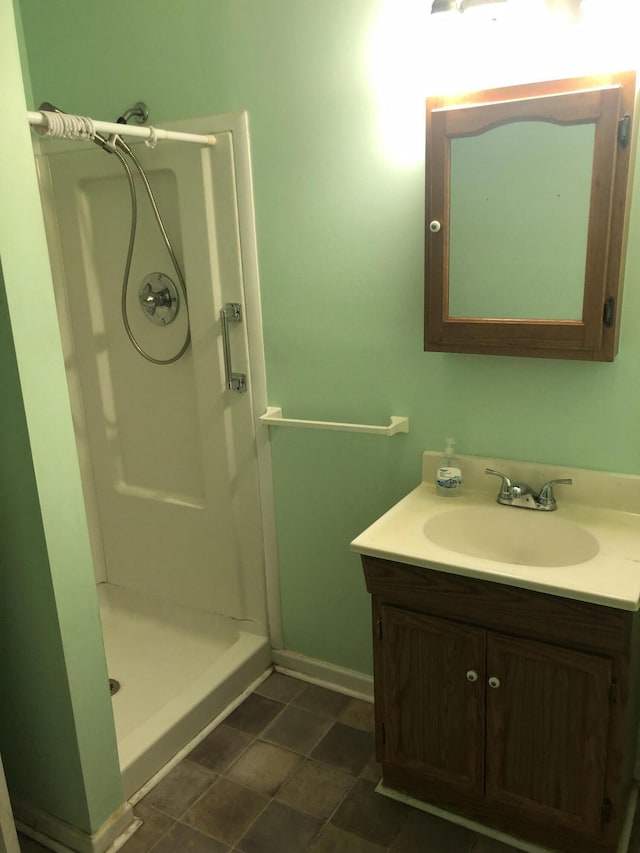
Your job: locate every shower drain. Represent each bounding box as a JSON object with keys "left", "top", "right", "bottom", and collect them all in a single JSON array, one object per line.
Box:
[{"left": 109, "top": 678, "right": 121, "bottom": 696}]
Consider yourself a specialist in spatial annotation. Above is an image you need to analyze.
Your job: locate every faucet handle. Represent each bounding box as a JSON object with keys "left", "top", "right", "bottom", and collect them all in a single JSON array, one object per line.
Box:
[
  {"left": 485, "top": 468, "right": 513, "bottom": 500},
  {"left": 538, "top": 478, "right": 573, "bottom": 509}
]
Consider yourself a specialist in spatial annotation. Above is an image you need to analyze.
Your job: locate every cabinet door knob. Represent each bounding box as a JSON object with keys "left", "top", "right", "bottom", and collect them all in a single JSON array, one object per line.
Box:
[
  {"left": 429, "top": 220, "right": 442, "bottom": 233},
  {"left": 466, "top": 670, "right": 478, "bottom": 682},
  {"left": 488, "top": 676, "right": 501, "bottom": 689}
]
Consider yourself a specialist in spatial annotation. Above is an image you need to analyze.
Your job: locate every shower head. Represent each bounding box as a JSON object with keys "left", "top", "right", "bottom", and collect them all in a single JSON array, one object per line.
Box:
[
  {"left": 39, "top": 101, "right": 60, "bottom": 114},
  {"left": 112, "top": 102, "right": 149, "bottom": 155}
]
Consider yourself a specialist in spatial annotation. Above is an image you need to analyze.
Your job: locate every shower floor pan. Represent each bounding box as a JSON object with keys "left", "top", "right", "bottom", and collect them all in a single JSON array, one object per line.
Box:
[{"left": 97, "top": 582, "right": 270, "bottom": 797}]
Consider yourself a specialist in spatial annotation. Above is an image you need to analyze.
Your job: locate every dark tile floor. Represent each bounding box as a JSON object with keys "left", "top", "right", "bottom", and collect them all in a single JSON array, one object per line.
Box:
[
  {"left": 17, "top": 671, "right": 640, "bottom": 852},
  {"left": 118, "top": 671, "right": 510, "bottom": 853}
]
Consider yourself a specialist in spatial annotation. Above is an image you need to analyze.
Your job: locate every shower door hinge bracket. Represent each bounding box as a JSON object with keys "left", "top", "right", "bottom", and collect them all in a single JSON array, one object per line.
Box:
[
  {"left": 228, "top": 373, "right": 247, "bottom": 393},
  {"left": 222, "top": 302, "right": 242, "bottom": 322},
  {"left": 221, "top": 302, "right": 247, "bottom": 393},
  {"left": 603, "top": 297, "right": 616, "bottom": 328},
  {"left": 618, "top": 114, "right": 631, "bottom": 148}
]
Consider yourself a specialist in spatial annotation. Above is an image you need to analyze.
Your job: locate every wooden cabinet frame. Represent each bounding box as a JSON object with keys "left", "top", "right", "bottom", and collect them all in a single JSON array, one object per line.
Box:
[
  {"left": 424, "top": 72, "right": 636, "bottom": 360},
  {"left": 362, "top": 555, "right": 640, "bottom": 853}
]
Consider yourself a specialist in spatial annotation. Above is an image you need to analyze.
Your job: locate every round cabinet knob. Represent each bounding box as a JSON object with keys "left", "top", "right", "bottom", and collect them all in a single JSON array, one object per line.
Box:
[
  {"left": 488, "top": 676, "right": 501, "bottom": 689},
  {"left": 466, "top": 670, "right": 478, "bottom": 682},
  {"left": 429, "top": 220, "right": 441, "bottom": 233}
]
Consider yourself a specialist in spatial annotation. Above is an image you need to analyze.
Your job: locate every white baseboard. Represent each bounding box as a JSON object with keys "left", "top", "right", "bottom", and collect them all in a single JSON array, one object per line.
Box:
[
  {"left": 271, "top": 649, "right": 373, "bottom": 702},
  {"left": 14, "top": 799, "right": 136, "bottom": 853}
]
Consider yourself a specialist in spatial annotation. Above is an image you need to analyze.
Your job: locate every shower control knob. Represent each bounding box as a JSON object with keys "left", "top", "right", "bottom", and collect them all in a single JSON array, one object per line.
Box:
[
  {"left": 143, "top": 290, "right": 167, "bottom": 313},
  {"left": 139, "top": 273, "right": 180, "bottom": 326}
]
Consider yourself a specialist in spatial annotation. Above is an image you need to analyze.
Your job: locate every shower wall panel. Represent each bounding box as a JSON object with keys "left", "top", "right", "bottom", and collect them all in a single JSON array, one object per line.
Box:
[{"left": 40, "top": 132, "right": 267, "bottom": 625}]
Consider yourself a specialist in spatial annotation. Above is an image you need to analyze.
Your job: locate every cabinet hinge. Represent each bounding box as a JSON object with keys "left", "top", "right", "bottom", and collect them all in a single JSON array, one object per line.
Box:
[
  {"left": 609, "top": 679, "right": 618, "bottom": 704},
  {"left": 377, "top": 616, "right": 383, "bottom": 641},
  {"left": 603, "top": 297, "right": 616, "bottom": 328},
  {"left": 601, "top": 798, "right": 613, "bottom": 824},
  {"left": 618, "top": 114, "right": 631, "bottom": 148}
]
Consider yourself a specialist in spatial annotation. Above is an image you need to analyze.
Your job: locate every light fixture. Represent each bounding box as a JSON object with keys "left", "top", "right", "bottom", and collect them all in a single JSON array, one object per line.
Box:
[
  {"left": 431, "top": 0, "right": 458, "bottom": 11},
  {"left": 430, "top": 0, "right": 582, "bottom": 17},
  {"left": 431, "top": 0, "right": 509, "bottom": 13},
  {"left": 459, "top": 0, "right": 508, "bottom": 9}
]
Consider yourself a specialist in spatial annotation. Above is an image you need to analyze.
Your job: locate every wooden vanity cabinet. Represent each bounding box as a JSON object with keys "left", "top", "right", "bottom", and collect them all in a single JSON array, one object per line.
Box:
[{"left": 362, "top": 555, "right": 640, "bottom": 853}]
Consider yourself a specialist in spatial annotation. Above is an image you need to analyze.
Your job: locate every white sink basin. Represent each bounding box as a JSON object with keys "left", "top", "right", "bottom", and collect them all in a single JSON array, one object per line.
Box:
[
  {"left": 351, "top": 453, "right": 640, "bottom": 609},
  {"left": 423, "top": 505, "right": 599, "bottom": 567}
]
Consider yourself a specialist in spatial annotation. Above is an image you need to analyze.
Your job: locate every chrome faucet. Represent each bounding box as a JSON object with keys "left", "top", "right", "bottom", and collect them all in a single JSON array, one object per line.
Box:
[{"left": 485, "top": 469, "right": 572, "bottom": 511}]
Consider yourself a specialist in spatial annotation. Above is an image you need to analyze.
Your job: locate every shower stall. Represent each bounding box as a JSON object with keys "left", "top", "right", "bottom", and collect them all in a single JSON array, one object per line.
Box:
[{"left": 33, "top": 110, "right": 274, "bottom": 796}]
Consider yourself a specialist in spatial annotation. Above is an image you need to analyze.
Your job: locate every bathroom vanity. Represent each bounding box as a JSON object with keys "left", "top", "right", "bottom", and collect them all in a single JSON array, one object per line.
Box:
[{"left": 352, "top": 453, "right": 640, "bottom": 853}]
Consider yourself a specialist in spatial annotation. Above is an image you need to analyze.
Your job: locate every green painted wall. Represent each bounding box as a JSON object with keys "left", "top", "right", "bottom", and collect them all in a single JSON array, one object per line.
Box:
[
  {"left": 0, "top": 0, "right": 123, "bottom": 833},
  {"left": 17, "top": 1, "right": 640, "bottom": 676}
]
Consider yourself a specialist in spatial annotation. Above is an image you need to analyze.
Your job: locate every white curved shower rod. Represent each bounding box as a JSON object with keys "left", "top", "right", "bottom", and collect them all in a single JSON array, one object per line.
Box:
[{"left": 27, "top": 110, "right": 217, "bottom": 147}]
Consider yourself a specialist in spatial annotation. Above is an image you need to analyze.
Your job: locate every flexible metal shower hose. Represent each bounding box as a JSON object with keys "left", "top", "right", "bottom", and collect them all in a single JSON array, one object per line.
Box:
[{"left": 113, "top": 140, "right": 190, "bottom": 365}]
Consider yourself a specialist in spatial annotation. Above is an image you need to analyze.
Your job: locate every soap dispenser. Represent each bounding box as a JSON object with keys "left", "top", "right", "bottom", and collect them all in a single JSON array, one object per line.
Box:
[{"left": 436, "top": 439, "right": 462, "bottom": 497}]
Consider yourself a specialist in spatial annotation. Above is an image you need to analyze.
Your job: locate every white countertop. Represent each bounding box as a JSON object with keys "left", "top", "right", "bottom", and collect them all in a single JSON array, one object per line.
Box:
[{"left": 351, "top": 453, "right": 640, "bottom": 611}]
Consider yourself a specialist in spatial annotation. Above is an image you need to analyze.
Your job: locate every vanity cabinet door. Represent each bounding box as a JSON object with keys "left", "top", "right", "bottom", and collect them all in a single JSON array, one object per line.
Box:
[
  {"left": 380, "top": 605, "right": 486, "bottom": 796},
  {"left": 485, "top": 632, "right": 612, "bottom": 835}
]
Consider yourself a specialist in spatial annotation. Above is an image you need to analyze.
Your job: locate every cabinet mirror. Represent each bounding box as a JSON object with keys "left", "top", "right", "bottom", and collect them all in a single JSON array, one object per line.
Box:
[{"left": 424, "top": 72, "right": 636, "bottom": 361}]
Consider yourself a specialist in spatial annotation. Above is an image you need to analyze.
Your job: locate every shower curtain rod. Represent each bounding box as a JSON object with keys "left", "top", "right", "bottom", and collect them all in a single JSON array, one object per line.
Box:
[{"left": 27, "top": 110, "right": 217, "bottom": 147}]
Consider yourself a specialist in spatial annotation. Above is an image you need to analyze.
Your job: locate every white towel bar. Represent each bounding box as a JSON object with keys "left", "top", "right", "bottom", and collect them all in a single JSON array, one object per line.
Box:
[{"left": 259, "top": 407, "right": 409, "bottom": 436}]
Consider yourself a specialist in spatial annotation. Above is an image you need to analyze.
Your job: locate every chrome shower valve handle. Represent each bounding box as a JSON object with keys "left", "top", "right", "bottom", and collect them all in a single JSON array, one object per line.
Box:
[{"left": 139, "top": 273, "right": 179, "bottom": 326}]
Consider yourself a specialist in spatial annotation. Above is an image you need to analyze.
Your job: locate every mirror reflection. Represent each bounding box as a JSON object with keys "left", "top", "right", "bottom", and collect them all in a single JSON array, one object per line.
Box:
[{"left": 449, "top": 120, "right": 595, "bottom": 321}]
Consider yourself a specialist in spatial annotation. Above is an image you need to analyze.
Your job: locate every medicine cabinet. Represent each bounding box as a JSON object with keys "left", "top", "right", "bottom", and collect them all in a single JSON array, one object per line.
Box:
[{"left": 424, "top": 71, "right": 636, "bottom": 361}]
